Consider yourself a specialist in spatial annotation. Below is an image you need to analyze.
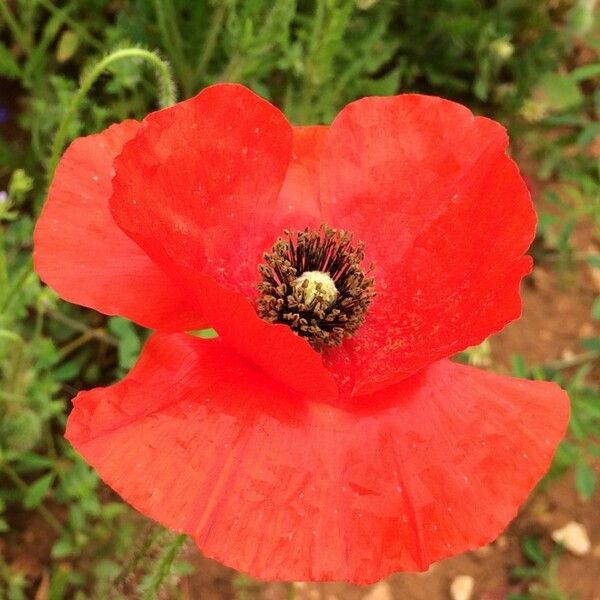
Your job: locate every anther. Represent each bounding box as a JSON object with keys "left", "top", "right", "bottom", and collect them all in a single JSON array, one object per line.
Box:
[{"left": 257, "top": 225, "right": 375, "bottom": 349}]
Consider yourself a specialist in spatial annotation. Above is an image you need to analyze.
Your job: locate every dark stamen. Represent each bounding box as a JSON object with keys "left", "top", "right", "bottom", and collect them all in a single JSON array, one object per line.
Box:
[{"left": 257, "top": 225, "right": 375, "bottom": 349}]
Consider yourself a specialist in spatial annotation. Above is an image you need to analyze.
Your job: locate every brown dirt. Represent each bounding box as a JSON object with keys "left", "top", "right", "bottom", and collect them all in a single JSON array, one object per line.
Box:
[
  {"left": 492, "top": 260, "right": 600, "bottom": 372},
  {"left": 0, "top": 511, "right": 57, "bottom": 585}
]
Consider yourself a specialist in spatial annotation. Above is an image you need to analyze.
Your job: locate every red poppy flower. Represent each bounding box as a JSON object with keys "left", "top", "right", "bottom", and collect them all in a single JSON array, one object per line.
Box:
[{"left": 34, "top": 84, "right": 569, "bottom": 583}]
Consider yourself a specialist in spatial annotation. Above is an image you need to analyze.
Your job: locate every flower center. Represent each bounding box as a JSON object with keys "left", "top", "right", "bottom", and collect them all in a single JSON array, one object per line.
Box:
[
  {"left": 293, "top": 271, "right": 338, "bottom": 307},
  {"left": 257, "top": 225, "right": 375, "bottom": 349}
]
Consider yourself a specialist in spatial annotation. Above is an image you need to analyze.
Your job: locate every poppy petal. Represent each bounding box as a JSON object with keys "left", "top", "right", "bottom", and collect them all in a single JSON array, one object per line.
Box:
[
  {"left": 110, "top": 83, "right": 293, "bottom": 297},
  {"left": 110, "top": 85, "right": 336, "bottom": 398},
  {"left": 276, "top": 125, "right": 328, "bottom": 228},
  {"left": 33, "top": 121, "right": 204, "bottom": 331},
  {"left": 320, "top": 94, "right": 536, "bottom": 395},
  {"left": 67, "top": 333, "right": 568, "bottom": 583}
]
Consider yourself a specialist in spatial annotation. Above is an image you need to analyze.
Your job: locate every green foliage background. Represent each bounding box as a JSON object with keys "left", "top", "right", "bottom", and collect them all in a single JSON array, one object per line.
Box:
[{"left": 0, "top": 0, "right": 598, "bottom": 598}]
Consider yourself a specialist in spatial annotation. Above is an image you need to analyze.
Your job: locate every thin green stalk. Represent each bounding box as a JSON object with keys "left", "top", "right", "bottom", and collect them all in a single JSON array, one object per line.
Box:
[
  {"left": 48, "top": 47, "right": 177, "bottom": 179},
  {"left": 8, "top": 335, "right": 24, "bottom": 393},
  {"left": 44, "top": 422, "right": 58, "bottom": 461},
  {"left": 108, "top": 526, "right": 164, "bottom": 598},
  {"left": 142, "top": 533, "right": 187, "bottom": 600},
  {"left": 191, "top": 3, "right": 227, "bottom": 90},
  {"left": 31, "top": 112, "right": 44, "bottom": 163},
  {"left": 58, "top": 330, "right": 95, "bottom": 359},
  {"left": 0, "top": 463, "right": 65, "bottom": 535},
  {"left": 298, "top": 0, "right": 327, "bottom": 120},
  {"left": 0, "top": 263, "right": 33, "bottom": 314},
  {"left": 0, "top": 329, "right": 25, "bottom": 393},
  {"left": 45, "top": 308, "right": 118, "bottom": 346},
  {"left": 153, "top": 0, "right": 188, "bottom": 87},
  {"left": 0, "top": 0, "right": 32, "bottom": 54},
  {"left": 35, "top": 0, "right": 103, "bottom": 50},
  {"left": 220, "top": 53, "right": 244, "bottom": 82},
  {"left": 543, "top": 351, "right": 600, "bottom": 371},
  {"left": 33, "top": 296, "right": 45, "bottom": 343}
]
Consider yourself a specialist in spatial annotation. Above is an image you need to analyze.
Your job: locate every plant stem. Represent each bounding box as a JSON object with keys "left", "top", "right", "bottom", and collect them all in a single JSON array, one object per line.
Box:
[
  {"left": 35, "top": 0, "right": 103, "bottom": 50},
  {"left": 142, "top": 533, "right": 187, "bottom": 600},
  {"left": 153, "top": 0, "right": 188, "bottom": 88},
  {"left": 9, "top": 335, "right": 24, "bottom": 394},
  {"left": 0, "top": 329, "right": 26, "bottom": 393},
  {"left": 48, "top": 47, "right": 177, "bottom": 179},
  {"left": 0, "top": 0, "right": 32, "bottom": 54},
  {"left": 220, "top": 53, "right": 244, "bottom": 82},
  {"left": 44, "top": 308, "right": 118, "bottom": 346},
  {"left": 191, "top": 3, "right": 227, "bottom": 91},
  {"left": 543, "top": 351, "right": 600, "bottom": 371},
  {"left": 58, "top": 330, "right": 95, "bottom": 359},
  {"left": 0, "top": 263, "right": 33, "bottom": 314},
  {"left": 0, "top": 463, "right": 65, "bottom": 535},
  {"left": 108, "top": 526, "right": 164, "bottom": 598},
  {"left": 298, "top": 0, "right": 326, "bottom": 121}
]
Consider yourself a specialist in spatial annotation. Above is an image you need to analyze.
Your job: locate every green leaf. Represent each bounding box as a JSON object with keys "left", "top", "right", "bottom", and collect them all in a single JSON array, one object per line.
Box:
[
  {"left": 23, "top": 473, "right": 55, "bottom": 508},
  {"left": 575, "top": 462, "right": 597, "bottom": 501},
  {"left": 15, "top": 453, "right": 55, "bottom": 472},
  {"left": 577, "top": 122, "right": 600, "bottom": 148},
  {"left": 586, "top": 255, "right": 600, "bottom": 269},
  {"left": 51, "top": 537, "right": 75, "bottom": 559},
  {"left": 592, "top": 297, "right": 600, "bottom": 321},
  {"left": 49, "top": 564, "right": 73, "bottom": 600},
  {"left": 511, "top": 353, "right": 528, "bottom": 378},
  {"left": 540, "top": 73, "right": 583, "bottom": 111},
  {"left": 568, "top": 3, "right": 595, "bottom": 35},
  {"left": 557, "top": 217, "right": 576, "bottom": 250},
  {"left": 93, "top": 559, "right": 121, "bottom": 579},
  {"left": 570, "top": 63, "right": 600, "bottom": 82},
  {"left": 580, "top": 337, "right": 600, "bottom": 351},
  {"left": 536, "top": 212, "right": 557, "bottom": 237},
  {"left": 0, "top": 43, "right": 20, "bottom": 78},
  {"left": 555, "top": 440, "right": 580, "bottom": 468},
  {"left": 108, "top": 317, "right": 143, "bottom": 369},
  {"left": 365, "top": 68, "right": 401, "bottom": 96},
  {"left": 522, "top": 537, "right": 545, "bottom": 566},
  {"left": 53, "top": 359, "right": 80, "bottom": 381},
  {"left": 510, "top": 566, "right": 541, "bottom": 580},
  {"left": 172, "top": 560, "right": 196, "bottom": 576},
  {"left": 190, "top": 328, "right": 218, "bottom": 339},
  {"left": 577, "top": 394, "right": 600, "bottom": 418},
  {"left": 569, "top": 409, "right": 587, "bottom": 440}
]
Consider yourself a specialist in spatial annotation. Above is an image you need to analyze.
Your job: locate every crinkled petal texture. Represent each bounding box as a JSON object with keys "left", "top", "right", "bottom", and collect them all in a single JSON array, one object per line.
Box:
[
  {"left": 67, "top": 333, "right": 569, "bottom": 583},
  {"left": 110, "top": 85, "right": 336, "bottom": 399},
  {"left": 33, "top": 121, "right": 204, "bottom": 331},
  {"left": 108, "top": 86, "right": 535, "bottom": 399},
  {"left": 319, "top": 94, "right": 536, "bottom": 396}
]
